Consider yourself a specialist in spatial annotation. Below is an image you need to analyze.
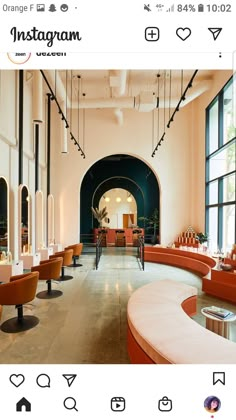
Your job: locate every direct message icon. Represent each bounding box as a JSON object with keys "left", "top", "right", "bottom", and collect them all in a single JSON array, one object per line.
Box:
[
  {"left": 158, "top": 396, "right": 172, "bottom": 412},
  {"left": 62, "top": 374, "right": 77, "bottom": 387},
  {"left": 111, "top": 397, "right": 126, "bottom": 412}
]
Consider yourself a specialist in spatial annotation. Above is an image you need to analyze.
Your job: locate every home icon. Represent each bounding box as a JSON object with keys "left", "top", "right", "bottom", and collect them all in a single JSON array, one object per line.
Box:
[{"left": 16, "top": 397, "right": 31, "bottom": 412}]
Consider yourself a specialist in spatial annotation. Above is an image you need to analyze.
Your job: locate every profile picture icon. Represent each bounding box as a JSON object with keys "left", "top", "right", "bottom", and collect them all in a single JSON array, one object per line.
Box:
[{"left": 204, "top": 396, "right": 221, "bottom": 413}]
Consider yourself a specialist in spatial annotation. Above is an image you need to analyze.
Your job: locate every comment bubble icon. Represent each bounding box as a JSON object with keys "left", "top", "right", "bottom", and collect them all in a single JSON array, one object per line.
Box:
[{"left": 36, "top": 373, "right": 51, "bottom": 388}]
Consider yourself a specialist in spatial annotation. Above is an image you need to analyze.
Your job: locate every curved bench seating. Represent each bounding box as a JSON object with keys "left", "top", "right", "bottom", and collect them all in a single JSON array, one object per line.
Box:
[
  {"left": 203, "top": 269, "right": 236, "bottom": 304},
  {"left": 145, "top": 246, "right": 216, "bottom": 267},
  {"left": 144, "top": 247, "right": 215, "bottom": 276},
  {"left": 127, "top": 280, "right": 236, "bottom": 364}
]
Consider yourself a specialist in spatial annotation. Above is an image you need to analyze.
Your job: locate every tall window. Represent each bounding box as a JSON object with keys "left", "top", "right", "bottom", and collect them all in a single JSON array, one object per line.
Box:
[{"left": 206, "top": 76, "right": 236, "bottom": 253}]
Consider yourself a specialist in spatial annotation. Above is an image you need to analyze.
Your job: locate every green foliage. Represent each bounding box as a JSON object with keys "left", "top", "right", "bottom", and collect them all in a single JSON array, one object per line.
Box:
[
  {"left": 139, "top": 209, "right": 159, "bottom": 244},
  {"left": 196, "top": 232, "right": 208, "bottom": 244},
  {"left": 139, "top": 208, "right": 159, "bottom": 228}
]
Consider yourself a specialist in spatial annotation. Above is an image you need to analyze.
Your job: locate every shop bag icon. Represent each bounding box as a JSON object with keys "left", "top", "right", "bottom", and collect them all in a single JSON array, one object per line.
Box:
[{"left": 158, "top": 396, "right": 172, "bottom": 412}]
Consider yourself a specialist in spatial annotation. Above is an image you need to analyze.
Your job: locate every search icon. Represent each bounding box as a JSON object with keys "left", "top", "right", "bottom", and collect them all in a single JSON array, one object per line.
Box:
[{"left": 63, "top": 397, "right": 78, "bottom": 411}]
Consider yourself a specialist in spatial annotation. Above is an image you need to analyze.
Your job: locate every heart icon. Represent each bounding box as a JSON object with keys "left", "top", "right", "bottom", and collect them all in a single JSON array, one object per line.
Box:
[
  {"left": 9, "top": 374, "right": 25, "bottom": 387},
  {"left": 176, "top": 27, "right": 191, "bottom": 41}
]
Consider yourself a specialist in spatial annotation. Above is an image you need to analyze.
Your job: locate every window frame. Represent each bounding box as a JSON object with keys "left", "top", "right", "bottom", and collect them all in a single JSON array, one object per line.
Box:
[{"left": 205, "top": 76, "right": 236, "bottom": 251}]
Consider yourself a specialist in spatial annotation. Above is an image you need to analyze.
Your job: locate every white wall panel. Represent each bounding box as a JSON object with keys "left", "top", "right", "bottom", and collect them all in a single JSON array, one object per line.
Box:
[
  {"left": 9, "top": 147, "right": 19, "bottom": 259},
  {"left": 0, "top": 141, "right": 10, "bottom": 177},
  {"left": 0, "top": 71, "right": 17, "bottom": 145},
  {"left": 39, "top": 97, "right": 47, "bottom": 167},
  {"left": 23, "top": 74, "right": 34, "bottom": 159}
]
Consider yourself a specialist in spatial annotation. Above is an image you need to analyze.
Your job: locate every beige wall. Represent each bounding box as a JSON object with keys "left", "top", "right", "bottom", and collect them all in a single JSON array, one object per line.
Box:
[{"left": 0, "top": 70, "right": 233, "bottom": 257}]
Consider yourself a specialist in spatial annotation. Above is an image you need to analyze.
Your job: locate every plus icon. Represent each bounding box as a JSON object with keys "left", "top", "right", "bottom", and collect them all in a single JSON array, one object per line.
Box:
[{"left": 145, "top": 27, "right": 160, "bottom": 41}]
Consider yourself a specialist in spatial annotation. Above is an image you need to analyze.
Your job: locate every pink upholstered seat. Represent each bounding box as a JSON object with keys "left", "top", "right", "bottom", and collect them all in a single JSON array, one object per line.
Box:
[{"left": 127, "top": 279, "right": 236, "bottom": 364}]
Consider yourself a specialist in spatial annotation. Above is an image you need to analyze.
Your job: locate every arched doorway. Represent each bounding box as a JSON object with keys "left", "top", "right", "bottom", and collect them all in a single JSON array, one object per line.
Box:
[
  {"left": 80, "top": 154, "right": 160, "bottom": 239},
  {"left": 99, "top": 187, "right": 138, "bottom": 229}
]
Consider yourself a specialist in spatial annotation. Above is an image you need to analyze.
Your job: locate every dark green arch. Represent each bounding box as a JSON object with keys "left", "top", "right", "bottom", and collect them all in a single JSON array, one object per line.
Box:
[{"left": 80, "top": 154, "right": 160, "bottom": 235}]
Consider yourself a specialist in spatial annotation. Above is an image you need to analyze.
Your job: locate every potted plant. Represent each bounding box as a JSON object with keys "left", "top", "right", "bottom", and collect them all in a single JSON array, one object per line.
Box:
[
  {"left": 91, "top": 206, "right": 108, "bottom": 228},
  {"left": 139, "top": 208, "right": 159, "bottom": 244},
  {"left": 196, "top": 232, "right": 208, "bottom": 245}
]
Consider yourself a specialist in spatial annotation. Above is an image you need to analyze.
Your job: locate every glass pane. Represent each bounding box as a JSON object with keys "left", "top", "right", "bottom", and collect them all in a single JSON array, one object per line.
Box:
[
  {"left": 222, "top": 204, "right": 235, "bottom": 252},
  {"left": 209, "top": 141, "right": 236, "bottom": 180},
  {"left": 208, "top": 207, "right": 218, "bottom": 252},
  {"left": 223, "top": 82, "right": 236, "bottom": 144},
  {"left": 208, "top": 100, "right": 218, "bottom": 155},
  {"left": 208, "top": 181, "right": 218, "bottom": 205},
  {"left": 222, "top": 173, "right": 236, "bottom": 203}
]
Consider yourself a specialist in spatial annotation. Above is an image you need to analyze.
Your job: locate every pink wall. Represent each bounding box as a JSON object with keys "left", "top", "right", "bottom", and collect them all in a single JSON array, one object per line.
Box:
[{"left": 50, "top": 70, "right": 233, "bottom": 246}]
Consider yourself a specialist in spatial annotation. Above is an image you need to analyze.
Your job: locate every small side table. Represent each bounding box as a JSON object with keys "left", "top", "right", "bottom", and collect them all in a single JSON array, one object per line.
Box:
[
  {"left": 201, "top": 308, "right": 236, "bottom": 339},
  {"left": 20, "top": 253, "right": 41, "bottom": 270},
  {"left": 0, "top": 260, "right": 24, "bottom": 282},
  {"left": 50, "top": 244, "right": 62, "bottom": 254},
  {"left": 37, "top": 247, "right": 53, "bottom": 260}
]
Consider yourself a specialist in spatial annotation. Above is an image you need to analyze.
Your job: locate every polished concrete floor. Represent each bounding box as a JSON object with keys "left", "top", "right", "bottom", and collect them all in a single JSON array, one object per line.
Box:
[{"left": 0, "top": 247, "right": 235, "bottom": 364}]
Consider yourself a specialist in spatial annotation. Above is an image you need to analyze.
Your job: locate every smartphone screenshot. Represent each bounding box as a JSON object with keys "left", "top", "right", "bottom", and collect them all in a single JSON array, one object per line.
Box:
[{"left": 0, "top": 0, "right": 235, "bottom": 418}]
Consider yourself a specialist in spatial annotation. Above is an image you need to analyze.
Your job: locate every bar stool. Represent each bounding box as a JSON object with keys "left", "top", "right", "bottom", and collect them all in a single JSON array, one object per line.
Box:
[
  {"left": 132, "top": 229, "right": 142, "bottom": 246},
  {"left": 115, "top": 230, "right": 126, "bottom": 247}
]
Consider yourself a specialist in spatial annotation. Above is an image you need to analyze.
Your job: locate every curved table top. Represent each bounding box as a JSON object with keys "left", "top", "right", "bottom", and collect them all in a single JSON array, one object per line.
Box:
[{"left": 201, "top": 308, "right": 236, "bottom": 323}]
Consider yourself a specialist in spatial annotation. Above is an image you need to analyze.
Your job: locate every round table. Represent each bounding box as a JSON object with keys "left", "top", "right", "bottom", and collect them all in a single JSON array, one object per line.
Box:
[{"left": 201, "top": 308, "right": 236, "bottom": 339}]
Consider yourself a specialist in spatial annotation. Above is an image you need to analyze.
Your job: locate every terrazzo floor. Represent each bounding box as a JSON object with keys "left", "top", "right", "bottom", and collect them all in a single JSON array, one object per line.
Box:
[{"left": 0, "top": 247, "right": 235, "bottom": 364}]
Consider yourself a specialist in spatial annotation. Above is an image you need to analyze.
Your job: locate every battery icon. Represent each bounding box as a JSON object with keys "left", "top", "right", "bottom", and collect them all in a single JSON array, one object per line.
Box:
[{"left": 198, "top": 4, "right": 204, "bottom": 11}]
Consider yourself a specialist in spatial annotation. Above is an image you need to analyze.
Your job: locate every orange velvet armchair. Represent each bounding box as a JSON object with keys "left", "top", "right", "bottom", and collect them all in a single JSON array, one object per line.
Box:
[
  {"left": 64, "top": 243, "right": 83, "bottom": 267},
  {"left": 31, "top": 257, "right": 63, "bottom": 299},
  {"left": 49, "top": 249, "right": 73, "bottom": 280},
  {"left": 0, "top": 271, "right": 39, "bottom": 333}
]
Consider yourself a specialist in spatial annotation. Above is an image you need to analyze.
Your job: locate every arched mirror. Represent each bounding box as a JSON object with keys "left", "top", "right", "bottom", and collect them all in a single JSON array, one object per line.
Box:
[
  {"left": 36, "top": 190, "right": 44, "bottom": 250},
  {"left": 47, "top": 194, "right": 55, "bottom": 246},
  {"left": 99, "top": 188, "right": 137, "bottom": 228},
  {"left": 19, "top": 185, "right": 31, "bottom": 255},
  {"left": 0, "top": 177, "right": 9, "bottom": 252}
]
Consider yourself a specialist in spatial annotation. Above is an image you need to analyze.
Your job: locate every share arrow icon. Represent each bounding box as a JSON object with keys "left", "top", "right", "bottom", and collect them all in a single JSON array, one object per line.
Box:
[
  {"left": 62, "top": 374, "right": 77, "bottom": 387},
  {"left": 208, "top": 28, "right": 222, "bottom": 40}
]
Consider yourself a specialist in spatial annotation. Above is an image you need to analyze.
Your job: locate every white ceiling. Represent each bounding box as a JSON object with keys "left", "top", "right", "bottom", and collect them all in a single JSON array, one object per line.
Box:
[
  {"left": 43, "top": 69, "right": 215, "bottom": 124},
  {"left": 60, "top": 69, "right": 213, "bottom": 99}
]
